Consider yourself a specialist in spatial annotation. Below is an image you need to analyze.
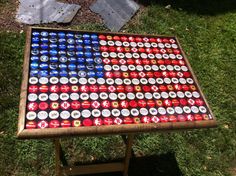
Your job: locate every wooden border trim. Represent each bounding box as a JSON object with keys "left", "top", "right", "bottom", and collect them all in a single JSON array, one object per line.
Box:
[
  {"left": 175, "top": 37, "right": 217, "bottom": 121},
  {"left": 17, "top": 120, "right": 216, "bottom": 139},
  {"left": 17, "top": 27, "right": 217, "bottom": 139},
  {"left": 28, "top": 26, "right": 177, "bottom": 39},
  {"left": 17, "top": 27, "right": 32, "bottom": 136}
]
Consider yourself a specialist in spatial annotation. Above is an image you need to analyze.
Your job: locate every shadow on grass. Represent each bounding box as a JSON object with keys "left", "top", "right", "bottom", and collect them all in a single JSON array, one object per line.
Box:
[
  {"left": 74, "top": 152, "right": 182, "bottom": 176},
  {"left": 137, "top": 0, "right": 236, "bottom": 15}
]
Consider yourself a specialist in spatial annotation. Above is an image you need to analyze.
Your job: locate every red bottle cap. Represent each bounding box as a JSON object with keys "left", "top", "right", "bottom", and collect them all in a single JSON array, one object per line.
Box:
[
  {"left": 60, "top": 101, "right": 70, "bottom": 110},
  {"left": 61, "top": 120, "right": 71, "bottom": 127},
  {"left": 27, "top": 102, "right": 38, "bottom": 111},
  {"left": 160, "top": 115, "right": 168, "bottom": 122},
  {"left": 123, "top": 117, "right": 133, "bottom": 124},
  {"left": 26, "top": 121, "right": 37, "bottom": 129},
  {"left": 60, "top": 85, "right": 70, "bottom": 93},
  {"left": 104, "top": 117, "right": 113, "bottom": 125},
  {"left": 93, "top": 118, "right": 103, "bottom": 126},
  {"left": 141, "top": 116, "right": 151, "bottom": 123},
  {"left": 194, "top": 114, "right": 203, "bottom": 121},
  {"left": 71, "top": 101, "right": 81, "bottom": 109},
  {"left": 28, "top": 85, "right": 38, "bottom": 93},
  {"left": 39, "top": 102, "right": 48, "bottom": 110},
  {"left": 49, "top": 120, "right": 60, "bottom": 128},
  {"left": 81, "top": 101, "right": 91, "bottom": 109},
  {"left": 37, "top": 120, "right": 48, "bottom": 129},
  {"left": 169, "top": 115, "right": 177, "bottom": 122},
  {"left": 138, "top": 100, "right": 146, "bottom": 108},
  {"left": 50, "top": 102, "right": 59, "bottom": 110},
  {"left": 39, "top": 85, "right": 48, "bottom": 92}
]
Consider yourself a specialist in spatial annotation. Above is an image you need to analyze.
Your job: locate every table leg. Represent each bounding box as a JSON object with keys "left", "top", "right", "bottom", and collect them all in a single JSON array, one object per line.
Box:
[
  {"left": 123, "top": 134, "right": 134, "bottom": 176},
  {"left": 54, "top": 139, "right": 62, "bottom": 176},
  {"left": 54, "top": 135, "right": 134, "bottom": 176}
]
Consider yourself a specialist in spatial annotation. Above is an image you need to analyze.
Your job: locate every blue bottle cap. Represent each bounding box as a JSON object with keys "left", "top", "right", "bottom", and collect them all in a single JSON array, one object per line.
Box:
[
  {"left": 77, "top": 64, "right": 86, "bottom": 70},
  {"left": 49, "top": 37, "right": 57, "bottom": 43},
  {"left": 38, "top": 70, "right": 48, "bottom": 77},
  {"left": 49, "top": 50, "right": 57, "bottom": 56},
  {"left": 50, "top": 56, "right": 58, "bottom": 62},
  {"left": 87, "top": 64, "right": 94, "bottom": 70},
  {"left": 75, "top": 39, "right": 83, "bottom": 44},
  {"left": 59, "top": 56, "right": 67, "bottom": 63},
  {"left": 58, "top": 32, "right": 66, "bottom": 38},
  {"left": 68, "top": 57, "right": 76, "bottom": 63},
  {"left": 32, "top": 31, "right": 40, "bottom": 36},
  {"left": 41, "top": 38, "right": 49, "bottom": 42},
  {"left": 67, "top": 38, "right": 75, "bottom": 44},
  {"left": 95, "top": 64, "right": 103, "bottom": 71},
  {"left": 78, "top": 71, "right": 87, "bottom": 78},
  {"left": 93, "top": 52, "right": 101, "bottom": 57},
  {"left": 96, "top": 71, "right": 104, "bottom": 78},
  {"left": 40, "top": 43, "right": 48, "bottom": 50},
  {"left": 40, "top": 50, "right": 48, "bottom": 55},
  {"left": 67, "top": 33, "right": 74, "bottom": 38},
  {"left": 58, "top": 50, "right": 66, "bottom": 55},
  {"left": 86, "top": 58, "right": 93, "bottom": 64},
  {"left": 31, "top": 56, "right": 39, "bottom": 61},
  {"left": 39, "top": 63, "right": 49, "bottom": 69},
  {"left": 75, "top": 34, "right": 82, "bottom": 38},
  {"left": 93, "top": 46, "right": 99, "bottom": 51},
  {"left": 30, "top": 70, "right": 39, "bottom": 76},
  {"left": 50, "top": 44, "right": 57, "bottom": 49},
  {"left": 32, "top": 37, "right": 40, "bottom": 43},
  {"left": 30, "top": 62, "right": 39, "bottom": 69},
  {"left": 31, "top": 49, "right": 39, "bottom": 55},
  {"left": 49, "top": 63, "right": 58, "bottom": 69},
  {"left": 94, "top": 57, "right": 102, "bottom": 64},
  {"left": 84, "top": 46, "right": 92, "bottom": 51},
  {"left": 58, "top": 38, "right": 66, "bottom": 43},
  {"left": 50, "top": 70, "right": 59, "bottom": 76},
  {"left": 67, "top": 45, "right": 75, "bottom": 50},
  {"left": 83, "top": 34, "right": 90, "bottom": 39},
  {"left": 67, "top": 51, "right": 75, "bottom": 56},
  {"left": 85, "top": 52, "right": 92, "bottom": 58},
  {"left": 59, "top": 70, "right": 68, "bottom": 77},
  {"left": 41, "top": 31, "right": 48, "bottom": 37},
  {"left": 59, "top": 63, "right": 67, "bottom": 70},
  {"left": 68, "top": 64, "right": 76, "bottom": 70},
  {"left": 49, "top": 32, "right": 57, "bottom": 37},
  {"left": 91, "top": 34, "right": 98, "bottom": 40},
  {"left": 84, "top": 40, "right": 91, "bottom": 45},
  {"left": 31, "top": 43, "right": 39, "bottom": 49},
  {"left": 87, "top": 71, "right": 96, "bottom": 77},
  {"left": 92, "top": 40, "right": 99, "bottom": 45},
  {"left": 76, "top": 45, "right": 83, "bottom": 51},
  {"left": 59, "top": 44, "right": 66, "bottom": 50},
  {"left": 76, "top": 51, "right": 84, "bottom": 57},
  {"left": 77, "top": 57, "right": 85, "bottom": 63},
  {"left": 69, "top": 71, "right": 77, "bottom": 77},
  {"left": 40, "top": 55, "right": 49, "bottom": 62}
]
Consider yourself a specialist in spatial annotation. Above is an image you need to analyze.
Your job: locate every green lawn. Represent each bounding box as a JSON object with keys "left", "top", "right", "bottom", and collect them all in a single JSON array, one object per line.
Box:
[{"left": 0, "top": 1, "right": 236, "bottom": 175}]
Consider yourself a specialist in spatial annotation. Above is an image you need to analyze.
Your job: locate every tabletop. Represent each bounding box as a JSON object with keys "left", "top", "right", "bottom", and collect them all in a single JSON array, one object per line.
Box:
[{"left": 17, "top": 27, "right": 217, "bottom": 139}]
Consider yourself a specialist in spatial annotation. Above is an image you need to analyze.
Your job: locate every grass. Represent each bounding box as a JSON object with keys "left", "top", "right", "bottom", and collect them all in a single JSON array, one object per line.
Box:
[{"left": 0, "top": 1, "right": 236, "bottom": 175}]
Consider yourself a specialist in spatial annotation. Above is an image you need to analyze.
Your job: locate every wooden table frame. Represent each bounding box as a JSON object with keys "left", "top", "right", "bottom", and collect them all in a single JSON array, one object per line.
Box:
[
  {"left": 17, "top": 26, "right": 217, "bottom": 175},
  {"left": 54, "top": 134, "right": 134, "bottom": 176},
  {"left": 17, "top": 27, "right": 217, "bottom": 139}
]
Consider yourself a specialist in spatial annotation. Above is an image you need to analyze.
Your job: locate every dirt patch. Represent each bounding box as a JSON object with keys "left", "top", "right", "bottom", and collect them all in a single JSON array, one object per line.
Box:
[
  {"left": 0, "top": 0, "right": 103, "bottom": 32},
  {"left": 0, "top": 0, "right": 22, "bottom": 32},
  {"left": 62, "top": 0, "right": 102, "bottom": 23}
]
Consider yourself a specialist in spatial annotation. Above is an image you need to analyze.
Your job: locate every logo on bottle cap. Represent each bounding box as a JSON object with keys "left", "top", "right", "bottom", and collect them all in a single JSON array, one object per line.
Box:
[{"left": 26, "top": 111, "right": 37, "bottom": 120}]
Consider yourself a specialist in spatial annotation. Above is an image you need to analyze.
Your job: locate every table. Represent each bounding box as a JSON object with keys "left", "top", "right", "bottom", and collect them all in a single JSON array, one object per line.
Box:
[{"left": 17, "top": 27, "right": 217, "bottom": 175}]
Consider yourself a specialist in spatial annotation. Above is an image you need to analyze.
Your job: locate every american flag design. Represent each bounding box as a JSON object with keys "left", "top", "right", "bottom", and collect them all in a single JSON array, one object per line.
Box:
[{"left": 25, "top": 29, "right": 213, "bottom": 129}]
